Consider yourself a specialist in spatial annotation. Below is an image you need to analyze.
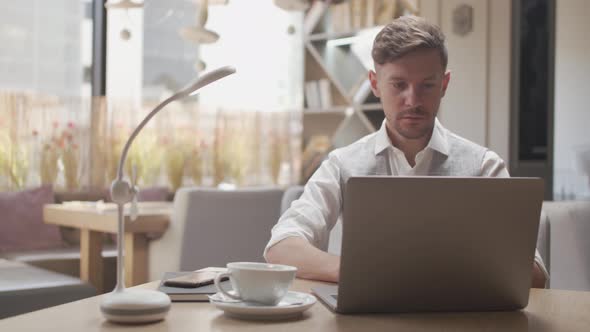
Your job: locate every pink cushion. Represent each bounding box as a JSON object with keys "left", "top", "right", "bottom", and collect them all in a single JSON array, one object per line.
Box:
[{"left": 0, "top": 185, "right": 64, "bottom": 253}]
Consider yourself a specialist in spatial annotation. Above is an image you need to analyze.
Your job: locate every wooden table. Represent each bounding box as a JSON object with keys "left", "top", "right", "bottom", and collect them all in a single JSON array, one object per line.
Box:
[
  {"left": 43, "top": 202, "right": 171, "bottom": 292},
  {"left": 2, "top": 279, "right": 590, "bottom": 331}
]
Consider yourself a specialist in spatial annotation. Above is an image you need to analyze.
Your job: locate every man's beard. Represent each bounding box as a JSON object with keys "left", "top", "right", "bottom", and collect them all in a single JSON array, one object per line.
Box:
[{"left": 393, "top": 107, "right": 435, "bottom": 140}]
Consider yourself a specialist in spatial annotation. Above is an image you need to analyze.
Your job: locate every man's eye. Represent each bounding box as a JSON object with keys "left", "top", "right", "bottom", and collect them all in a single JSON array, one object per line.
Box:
[
  {"left": 393, "top": 82, "right": 406, "bottom": 90},
  {"left": 422, "top": 83, "right": 435, "bottom": 89}
]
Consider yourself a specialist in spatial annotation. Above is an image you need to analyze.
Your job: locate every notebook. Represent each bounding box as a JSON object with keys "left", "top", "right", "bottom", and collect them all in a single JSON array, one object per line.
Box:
[{"left": 158, "top": 270, "right": 230, "bottom": 302}]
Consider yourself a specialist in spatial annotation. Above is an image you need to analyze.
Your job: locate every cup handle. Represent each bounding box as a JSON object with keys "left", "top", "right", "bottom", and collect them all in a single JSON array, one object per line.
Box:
[{"left": 214, "top": 272, "right": 241, "bottom": 301}]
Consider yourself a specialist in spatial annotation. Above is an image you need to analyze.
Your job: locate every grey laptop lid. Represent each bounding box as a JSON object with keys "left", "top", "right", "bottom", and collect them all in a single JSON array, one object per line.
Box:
[{"left": 313, "top": 176, "right": 544, "bottom": 314}]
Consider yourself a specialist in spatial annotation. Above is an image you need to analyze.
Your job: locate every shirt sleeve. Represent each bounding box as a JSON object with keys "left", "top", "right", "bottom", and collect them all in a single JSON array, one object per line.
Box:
[
  {"left": 263, "top": 152, "right": 343, "bottom": 259},
  {"left": 481, "top": 150, "right": 550, "bottom": 285},
  {"left": 534, "top": 249, "right": 550, "bottom": 287},
  {"left": 480, "top": 150, "right": 510, "bottom": 178}
]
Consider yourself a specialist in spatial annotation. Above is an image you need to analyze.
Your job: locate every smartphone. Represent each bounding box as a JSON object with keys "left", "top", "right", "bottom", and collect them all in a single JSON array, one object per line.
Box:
[{"left": 163, "top": 271, "right": 228, "bottom": 288}]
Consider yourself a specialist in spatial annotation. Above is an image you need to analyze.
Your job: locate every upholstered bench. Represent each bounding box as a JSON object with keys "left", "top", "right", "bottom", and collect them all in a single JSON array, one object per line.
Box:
[
  {"left": 0, "top": 259, "right": 96, "bottom": 319},
  {"left": 1, "top": 246, "right": 118, "bottom": 293}
]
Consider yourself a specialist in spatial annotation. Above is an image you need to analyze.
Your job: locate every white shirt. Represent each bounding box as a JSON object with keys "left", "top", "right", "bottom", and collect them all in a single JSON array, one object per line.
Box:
[{"left": 265, "top": 119, "right": 549, "bottom": 280}]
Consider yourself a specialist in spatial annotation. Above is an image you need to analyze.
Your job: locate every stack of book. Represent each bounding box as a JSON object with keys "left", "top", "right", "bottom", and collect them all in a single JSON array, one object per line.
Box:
[
  {"left": 329, "top": 0, "right": 420, "bottom": 34},
  {"left": 304, "top": 79, "right": 333, "bottom": 110}
]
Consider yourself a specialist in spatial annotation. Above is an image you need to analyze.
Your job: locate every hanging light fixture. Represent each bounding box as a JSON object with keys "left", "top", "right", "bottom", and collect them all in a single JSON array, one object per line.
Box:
[
  {"left": 274, "top": 0, "right": 310, "bottom": 11},
  {"left": 178, "top": 0, "right": 220, "bottom": 44},
  {"left": 104, "top": 0, "right": 144, "bottom": 41},
  {"left": 179, "top": 0, "right": 229, "bottom": 71},
  {"left": 104, "top": 0, "right": 143, "bottom": 9}
]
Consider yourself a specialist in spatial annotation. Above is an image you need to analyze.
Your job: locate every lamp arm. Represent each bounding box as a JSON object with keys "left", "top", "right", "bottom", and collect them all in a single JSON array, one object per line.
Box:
[{"left": 116, "top": 94, "right": 177, "bottom": 181}]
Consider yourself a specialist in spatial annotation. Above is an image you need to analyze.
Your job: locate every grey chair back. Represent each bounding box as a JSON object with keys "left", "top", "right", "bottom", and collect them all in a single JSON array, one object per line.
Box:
[
  {"left": 281, "top": 185, "right": 304, "bottom": 214},
  {"left": 178, "top": 187, "right": 283, "bottom": 271}
]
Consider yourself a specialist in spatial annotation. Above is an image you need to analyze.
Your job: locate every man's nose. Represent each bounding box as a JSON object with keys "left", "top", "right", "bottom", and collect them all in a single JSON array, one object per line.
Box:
[{"left": 404, "top": 86, "right": 422, "bottom": 107}]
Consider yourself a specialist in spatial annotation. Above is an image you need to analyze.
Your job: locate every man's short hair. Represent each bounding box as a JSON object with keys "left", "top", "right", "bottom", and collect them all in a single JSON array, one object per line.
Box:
[{"left": 372, "top": 15, "right": 448, "bottom": 70}]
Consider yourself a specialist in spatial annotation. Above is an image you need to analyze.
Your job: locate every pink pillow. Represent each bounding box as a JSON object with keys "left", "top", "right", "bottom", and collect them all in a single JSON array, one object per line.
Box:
[{"left": 0, "top": 185, "right": 64, "bottom": 253}]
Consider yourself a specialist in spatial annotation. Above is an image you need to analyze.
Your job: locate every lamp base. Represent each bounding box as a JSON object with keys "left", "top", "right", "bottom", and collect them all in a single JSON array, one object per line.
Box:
[{"left": 100, "top": 289, "right": 171, "bottom": 324}]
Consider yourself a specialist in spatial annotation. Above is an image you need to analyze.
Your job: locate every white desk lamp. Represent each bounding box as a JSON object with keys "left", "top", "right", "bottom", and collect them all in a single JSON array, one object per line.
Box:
[{"left": 100, "top": 66, "right": 236, "bottom": 324}]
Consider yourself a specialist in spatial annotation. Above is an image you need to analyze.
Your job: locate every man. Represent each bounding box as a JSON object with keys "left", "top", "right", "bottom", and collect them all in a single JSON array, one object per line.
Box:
[{"left": 264, "top": 16, "right": 548, "bottom": 288}]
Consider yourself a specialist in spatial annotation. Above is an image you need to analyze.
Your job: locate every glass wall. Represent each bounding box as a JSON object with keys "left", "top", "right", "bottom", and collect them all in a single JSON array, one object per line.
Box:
[
  {"left": 0, "top": 0, "right": 93, "bottom": 191},
  {"left": 1, "top": 0, "right": 304, "bottom": 192},
  {"left": 0, "top": 0, "right": 92, "bottom": 97},
  {"left": 103, "top": 0, "right": 303, "bottom": 190}
]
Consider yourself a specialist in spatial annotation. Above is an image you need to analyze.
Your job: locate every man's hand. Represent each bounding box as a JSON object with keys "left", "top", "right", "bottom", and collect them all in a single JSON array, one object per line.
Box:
[
  {"left": 265, "top": 237, "right": 340, "bottom": 283},
  {"left": 531, "top": 261, "right": 547, "bottom": 288}
]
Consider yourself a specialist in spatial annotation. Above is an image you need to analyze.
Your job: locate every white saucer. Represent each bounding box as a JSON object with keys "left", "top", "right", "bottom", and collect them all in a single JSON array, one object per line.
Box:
[{"left": 208, "top": 291, "right": 316, "bottom": 320}]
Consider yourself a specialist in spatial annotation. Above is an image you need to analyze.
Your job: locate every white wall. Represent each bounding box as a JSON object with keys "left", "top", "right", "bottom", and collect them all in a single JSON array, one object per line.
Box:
[
  {"left": 200, "top": 0, "right": 303, "bottom": 112},
  {"left": 439, "top": 0, "right": 489, "bottom": 147},
  {"left": 421, "top": 0, "right": 512, "bottom": 164},
  {"left": 486, "top": 0, "right": 511, "bottom": 167},
  {"left": 554, "top": 0, "right": 590, "bottom": 199}
]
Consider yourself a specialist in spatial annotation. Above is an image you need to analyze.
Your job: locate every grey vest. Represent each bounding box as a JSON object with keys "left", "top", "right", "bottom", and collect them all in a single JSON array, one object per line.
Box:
[{"left": 331, "top": 131, "right": 488, "bottom": 193}]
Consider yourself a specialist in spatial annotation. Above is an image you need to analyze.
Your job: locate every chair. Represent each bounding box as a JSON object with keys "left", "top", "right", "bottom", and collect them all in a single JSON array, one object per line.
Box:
[
  {"left": 542, "top": 201, "right": 590, "bottom": 291},
  {"left": 148, "top": 187, "right": 283, "bottom": 280}
]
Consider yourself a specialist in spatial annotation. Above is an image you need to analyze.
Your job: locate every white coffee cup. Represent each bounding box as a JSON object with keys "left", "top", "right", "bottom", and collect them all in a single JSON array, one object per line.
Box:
[{"left": 214, "top": 262, "right": 297, "bottom": 305}]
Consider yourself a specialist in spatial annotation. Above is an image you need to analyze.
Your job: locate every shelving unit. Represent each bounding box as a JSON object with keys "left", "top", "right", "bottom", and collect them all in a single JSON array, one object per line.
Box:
[{"left": 300, "top": 0, "right": 420, "bottom": 181}]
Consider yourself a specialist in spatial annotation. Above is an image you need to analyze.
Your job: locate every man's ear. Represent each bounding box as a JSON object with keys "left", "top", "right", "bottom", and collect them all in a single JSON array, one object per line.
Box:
[
  {"left": 369, "top": 70, "right": 380, "bottom": 98},
  {"left": 441, "top": 70, "right": 451, "bottom": 97}
]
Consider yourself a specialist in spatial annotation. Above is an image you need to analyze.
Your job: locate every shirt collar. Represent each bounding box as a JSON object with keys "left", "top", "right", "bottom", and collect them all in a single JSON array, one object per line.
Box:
[{"left": 373, "top": 117, "right": 449, "bottom": 156}]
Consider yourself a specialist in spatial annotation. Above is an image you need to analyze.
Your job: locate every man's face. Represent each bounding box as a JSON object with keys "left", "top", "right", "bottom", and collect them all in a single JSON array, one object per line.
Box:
[{"left": 369, "top": 48, "right": 450, "bottom": 141}]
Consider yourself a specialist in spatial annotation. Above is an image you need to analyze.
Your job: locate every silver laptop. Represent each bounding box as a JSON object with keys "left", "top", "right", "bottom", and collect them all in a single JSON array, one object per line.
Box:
[{"left": 312, "top": 176, "right": 544, "bottom": 314}]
